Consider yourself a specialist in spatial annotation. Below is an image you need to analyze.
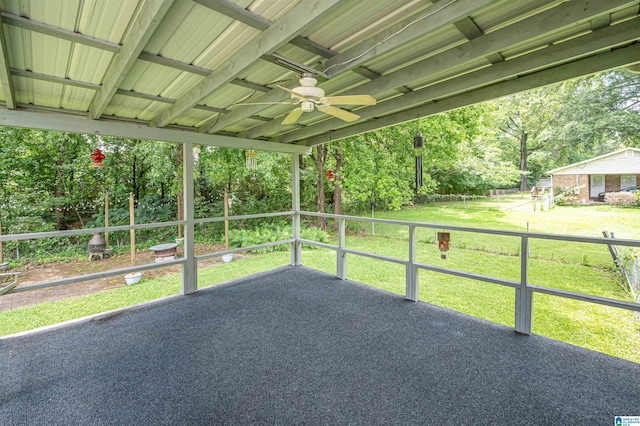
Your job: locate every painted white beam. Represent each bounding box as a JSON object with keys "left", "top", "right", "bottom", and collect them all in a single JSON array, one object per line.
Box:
[
  {"left": 88, "top": 0, "right": 174, "bottom": 120},
  {"left": 137, "top": 52, "right": 270, "bottom": 91},
  {"left": 12, "top": 68, "right": 101, "bottom": 90},
  {"left": 336, "top": 0, "right": 636, "bottom": 101},
  {"left": 0, "top": 12, "right": 121, "bottom": 52},
  {"left": 299, "top": 42, "right": 640, "bottom": 146},
  {"left": 193, "top": 0, "right": 336, "bottom": 58},
  {"left": 320, "top": 0, "right": 495, "bottom": 77},
  {"left": 10, "top": 67, "right": 233, "bottom": 113},
  {"left": 291, "top": 153, "right": 302, "bottom": 266},
  {"left": 182, "top": 142, "right": 197, "bottom": 294},
  {"left": 0, "top": 15, "right": 16, "bottom": 109},
  {"left": 211, "top": 0, "right": 630, "bottom": 137},
  {"left": 279, "top": 17, "right": 640, "bottom": 143},
  {"left": 201, "top": 86, "right": 289, "bottom": 133},
  {"left": 152, "top": 0, "right": 344, "bottom": 128},
  {"left": 0, "top": 108, "right": 310, "bottom": 154}
]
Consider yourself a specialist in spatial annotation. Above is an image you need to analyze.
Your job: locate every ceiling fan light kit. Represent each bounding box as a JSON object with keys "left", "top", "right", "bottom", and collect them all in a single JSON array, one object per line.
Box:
[{"left": 239, "top": 72, "right": 376, "bottom": 125}]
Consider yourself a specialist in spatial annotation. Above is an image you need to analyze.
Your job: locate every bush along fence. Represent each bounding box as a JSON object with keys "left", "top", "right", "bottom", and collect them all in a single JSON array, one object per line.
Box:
[{"left": 603, "top": 231, "right": 639, "bottom": 301}]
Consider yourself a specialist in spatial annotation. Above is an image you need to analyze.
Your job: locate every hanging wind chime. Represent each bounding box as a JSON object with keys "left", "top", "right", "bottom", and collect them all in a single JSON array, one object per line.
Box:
[
  {"left": 245, "top": 151, "right": 258, "bottom": 170},
  {"left": 414, "top": 130, "right": 424, "bottom": 193},
  {"left": 90, "top": 148, "right": 105, "bottom": 168}
]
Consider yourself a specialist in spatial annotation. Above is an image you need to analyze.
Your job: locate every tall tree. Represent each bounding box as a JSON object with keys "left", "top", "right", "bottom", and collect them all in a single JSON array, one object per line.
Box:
[
  {"left": 332, "top": 142, "right": 344, "bottom": 233},
  {"left": 493, "top": 88, "right": 561, "bottom": 191},
  {"left": 310, "top": 144, "right": 328, "bottom": 230}
]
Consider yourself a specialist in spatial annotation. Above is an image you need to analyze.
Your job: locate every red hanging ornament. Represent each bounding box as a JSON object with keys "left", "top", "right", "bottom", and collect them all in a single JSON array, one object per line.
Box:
[
  {"left": 327, "top": 169, "right": 334, "bottom": 182},
  {"left": 90, "top": 148, "right": 105, "bottom": 168}
]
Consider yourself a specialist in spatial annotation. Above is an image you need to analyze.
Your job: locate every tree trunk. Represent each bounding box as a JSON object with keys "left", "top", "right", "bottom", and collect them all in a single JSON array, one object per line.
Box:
[
  {"left": 312, "top": 145, "right": 327, "bottom": 231},
  {"left": 333, "top": 144, "right": 343, "bottom": 233},
  {"left": 55, "top": 152, "right": 67, "bottom": 230},
  {"left": 519, "top": 132, "right": 529, "bottom": 192}
]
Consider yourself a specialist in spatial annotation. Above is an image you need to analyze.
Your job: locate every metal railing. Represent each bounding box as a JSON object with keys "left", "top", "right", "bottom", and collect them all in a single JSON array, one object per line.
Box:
[
  {"left": 0, "top": 212, "right": 295, "bottom": 295},
  {"left": 299, "top": 211, "right": 640, "bottom": 335},
  {"left": 3, "top": 209, "right": 640, "bottom": 337}
]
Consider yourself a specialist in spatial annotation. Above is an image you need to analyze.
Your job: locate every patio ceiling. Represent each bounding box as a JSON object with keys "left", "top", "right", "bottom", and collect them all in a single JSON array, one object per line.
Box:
[{"left": 0, "top": 0, "right": 638, "bottom": 153}]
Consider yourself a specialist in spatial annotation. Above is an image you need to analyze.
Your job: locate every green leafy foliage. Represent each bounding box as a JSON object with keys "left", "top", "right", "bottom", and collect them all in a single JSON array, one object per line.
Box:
[{"left": 228, "top": 225, "right": 328, "bottom": 253}]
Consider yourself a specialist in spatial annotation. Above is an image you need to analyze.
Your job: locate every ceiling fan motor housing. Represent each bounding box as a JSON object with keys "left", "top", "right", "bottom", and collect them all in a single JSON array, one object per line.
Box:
[
  {"left": 291, "top": 75, "right": 325, "bottom": 102},
  {"left": 301, "top": 101, "right": 315, "bottom": 112}
]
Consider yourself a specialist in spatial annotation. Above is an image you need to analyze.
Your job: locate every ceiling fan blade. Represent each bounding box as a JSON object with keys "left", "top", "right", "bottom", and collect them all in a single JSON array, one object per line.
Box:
[
  {"left": 324, "top": 95, "right": 376, "bottom": 106},
  {"left": 282, "top": 108, "right": 304, "bottom": 125},
  {"left": 277, "top": 85, "right": 309, "bottom": 101},
  {"left": 322, "top": 106, "right": 360, "bottom": 122}
]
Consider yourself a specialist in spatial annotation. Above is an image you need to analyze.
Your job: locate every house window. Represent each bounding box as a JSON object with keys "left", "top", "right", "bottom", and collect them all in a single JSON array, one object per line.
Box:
[{"left": 621, "top": 175, "right": 637, "bottom": 188}]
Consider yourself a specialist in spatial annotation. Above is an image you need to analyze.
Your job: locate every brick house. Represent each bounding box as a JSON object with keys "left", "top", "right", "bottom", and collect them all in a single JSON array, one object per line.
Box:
[{"left": 548, "top": 148, "right": 640, "bottom": 202}]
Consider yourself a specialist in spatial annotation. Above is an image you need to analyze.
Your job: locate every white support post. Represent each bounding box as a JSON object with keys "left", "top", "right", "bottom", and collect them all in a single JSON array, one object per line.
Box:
[
  {"left": 182, "top": 142, "right": 197, "bottom": 294},
  {"left": 515, "top": 236, "right": 532, "bottom": 334},
  {"left": 406, "top": 225, "right": 419, "bottom": 301},
  {"left": 337, "top": 217, "right": 347, "bottom": 279},
  {"left": 291, "top": 153, "right": 302, "bottom": 266}
]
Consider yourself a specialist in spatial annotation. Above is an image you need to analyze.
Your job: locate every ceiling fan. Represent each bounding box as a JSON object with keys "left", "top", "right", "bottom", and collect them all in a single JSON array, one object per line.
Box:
[{"left": 236, "top": 73, "right": 376, "bottom": 125}]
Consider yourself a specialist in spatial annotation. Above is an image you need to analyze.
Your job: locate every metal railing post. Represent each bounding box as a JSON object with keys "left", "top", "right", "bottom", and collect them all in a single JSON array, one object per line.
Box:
[
  {"left": 515, "top": 235, "right": 532, "bottom": 334},
  {"left": 291, "top": 154, "right": 302, "bottom": 266},
  {"left": 337, "top": 217, "right": 347, "bottom": 279},
  {"left": 181, "top": 142, "right": 197, "bottom": 294},
  {"left": 406, "top": 225, "right": 419, "bottom": 301}
]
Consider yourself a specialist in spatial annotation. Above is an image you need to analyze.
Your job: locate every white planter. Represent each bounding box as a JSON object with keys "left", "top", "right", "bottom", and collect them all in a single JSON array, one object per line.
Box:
[
  {"left": 221, "top": 254, "right": 234, "bottom": 263},
  {"left": 125, "top": 272, "right": 142, "bottom": 285}
]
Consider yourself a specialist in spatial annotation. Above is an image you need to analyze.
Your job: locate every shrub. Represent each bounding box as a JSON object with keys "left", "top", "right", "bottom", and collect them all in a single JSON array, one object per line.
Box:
[
  {"left": 228, "top": 225, "right": 329, "bottom": 253},
  {"left": 604, "top": 192, "right": 638, "bottom": 207}
]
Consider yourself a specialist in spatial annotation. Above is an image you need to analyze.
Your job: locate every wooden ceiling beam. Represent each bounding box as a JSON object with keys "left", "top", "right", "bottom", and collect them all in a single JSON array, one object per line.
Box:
[
  {"left": 279, "top": 17, "right": 640, "bottom": 143},
  {"left": 88, "top": 0, "right": 174, "bottom": 120},
  {"left": 297, "top": 42, "right": 640, "bottom": 146},
  {"left": 152, "top": 0, "right": 345, "bottom": 128},
  {"left": 0, "top": 15, "right": 16, "bottom": 109},
  {"left": 320, "top": 0, "right": 495, "bottom": 77},
  {"left": 0, "top": 108, "right": 310, "bottom": 154}
]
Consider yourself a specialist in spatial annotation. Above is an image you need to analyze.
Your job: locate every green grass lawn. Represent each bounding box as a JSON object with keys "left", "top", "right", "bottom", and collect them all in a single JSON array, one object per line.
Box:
[
  {"left": 0, "top": 252, "right": 292, "bottom": 336},
  {"left": 2, "top": 197, "right": 639, "bottom": 364}
]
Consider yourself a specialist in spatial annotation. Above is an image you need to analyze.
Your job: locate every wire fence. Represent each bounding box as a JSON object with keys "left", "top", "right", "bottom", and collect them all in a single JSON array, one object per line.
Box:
[{"left": 623, "top": 252, "right": 639, "bottom": 302}]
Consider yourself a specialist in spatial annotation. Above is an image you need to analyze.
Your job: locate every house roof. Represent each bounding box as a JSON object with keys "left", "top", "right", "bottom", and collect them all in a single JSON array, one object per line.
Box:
[
  {"left": 548, "top": 147, "right": 640, "bottom": 175},
  {"left": 0, "top": 0, "right": 639, "bottom": 154}
]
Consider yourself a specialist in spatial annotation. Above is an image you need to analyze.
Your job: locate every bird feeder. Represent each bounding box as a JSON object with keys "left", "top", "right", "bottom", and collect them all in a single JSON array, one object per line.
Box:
[
  {"left": 327, "top": 169, "right": 334, "bottom": 182},
  {"left": 90, "top": 148, "right": 105, "bottom": 168},
  {"left": 437, "top": 232, "right": 450, "bottom": 259}
]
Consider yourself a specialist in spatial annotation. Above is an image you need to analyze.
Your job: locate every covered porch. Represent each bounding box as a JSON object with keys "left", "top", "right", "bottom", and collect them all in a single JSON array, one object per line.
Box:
[
  {"left": 3, "top": 266, "right": 639, "bottom": 424},
  {"left": 1, "top": 0, "right": 640, "bottom": 423}
]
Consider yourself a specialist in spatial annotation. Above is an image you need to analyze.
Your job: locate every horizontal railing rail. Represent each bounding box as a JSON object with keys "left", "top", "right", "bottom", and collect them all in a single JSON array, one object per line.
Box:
[
  {"left": 298, "top": 211, "right": 640, "bottom": 334},
  {"left": 195, "top": 211, "right": 294, "bottom": 224},
  {"left": 300, "top": 211, "right": 640, "bottom": 248},
  {"left": 196, "top": 239, "right": 294, "bottom": 261},
  {"left": 10, "top": 259, "right": 186, "bottom": 293},
  {"left": 0, "top": 220, "right": 187, "bottom": 242},
  {"left": 2, "top": 211, "right": 296, "bottom": 296}
]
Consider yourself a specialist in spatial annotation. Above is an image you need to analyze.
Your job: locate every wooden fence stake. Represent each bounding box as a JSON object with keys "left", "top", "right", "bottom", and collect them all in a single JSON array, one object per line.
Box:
[
  {"left": 224, "top": 191, "right": 230, "bottom": 250},
  {"left": 105, "top": 192, "right": 109, "bottom": 247},
  {"left": 130, "top": 193, "right": 135, "bottom": 267}
]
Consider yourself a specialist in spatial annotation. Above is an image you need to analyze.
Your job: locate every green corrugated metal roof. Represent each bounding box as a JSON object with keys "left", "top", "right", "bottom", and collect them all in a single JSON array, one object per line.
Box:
[{"left": 0, "top": 0, "right": 637, "bottom": 152}]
